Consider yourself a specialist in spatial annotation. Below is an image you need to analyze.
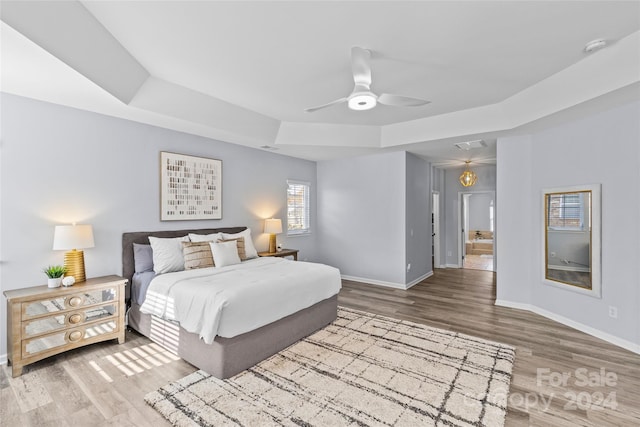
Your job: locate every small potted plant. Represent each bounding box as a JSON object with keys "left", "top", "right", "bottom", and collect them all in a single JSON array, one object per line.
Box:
[{"left": 43, "top": 265, "right": 67, "bottom": 288}]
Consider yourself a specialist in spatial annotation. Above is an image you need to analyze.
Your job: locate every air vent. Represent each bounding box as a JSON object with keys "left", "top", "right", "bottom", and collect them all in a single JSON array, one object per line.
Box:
[
  {"left": 260, "top": 145, "right": 279, "bottom": 150},
  {"left": 455, "top": 140, "right": 487, "bottom": 151}
]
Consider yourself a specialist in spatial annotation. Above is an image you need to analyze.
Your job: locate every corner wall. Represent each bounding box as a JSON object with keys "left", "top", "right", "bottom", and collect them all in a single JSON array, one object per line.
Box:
[
  {"left": 317, "top": 151, "right": 432, "bottom": 288},
  {"left": 496, "top": 101, "right": 640, "bottom": 351},
  {"left": 316, "top": 151, "right": 407, "bottom": 286},
  {"left": 405, "top": 153, "right": 432, "bottom": 284}
]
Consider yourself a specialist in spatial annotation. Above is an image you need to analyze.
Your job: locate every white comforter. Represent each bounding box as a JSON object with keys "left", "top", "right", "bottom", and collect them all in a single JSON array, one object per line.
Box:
[{"left": 139, "top": 257, "right": 341, "bottom": 344}]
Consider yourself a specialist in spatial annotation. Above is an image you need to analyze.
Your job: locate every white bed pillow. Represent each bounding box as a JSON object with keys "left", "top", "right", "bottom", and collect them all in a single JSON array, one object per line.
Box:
[
  {"left": 209, "top": 241, "right": 241, "bottom": 268},
  {"left": 188, "top": 232, "right": 222, "bottom": 242},
  {"left": 220, "top": 228, "right": 258, "bottom": 259},
  {"left": 149, "top": 235, "right": 190, "bottom": 274}
]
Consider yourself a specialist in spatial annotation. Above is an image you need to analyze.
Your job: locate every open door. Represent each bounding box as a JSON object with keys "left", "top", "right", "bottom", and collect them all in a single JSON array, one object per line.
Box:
[{"left": 432, "top": 192, "right": 440, "bottom": 269}]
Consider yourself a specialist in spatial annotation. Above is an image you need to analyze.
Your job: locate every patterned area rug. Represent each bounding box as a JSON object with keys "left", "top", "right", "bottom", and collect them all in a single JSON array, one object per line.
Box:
[{"left": 145, "top": 307, "right": 515, "bottom": 426}]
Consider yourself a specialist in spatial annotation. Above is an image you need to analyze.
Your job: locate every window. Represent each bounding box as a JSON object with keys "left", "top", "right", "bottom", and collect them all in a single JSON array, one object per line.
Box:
[
  {"left": 287, "top": 180, "right": 310, "bottom": 235},
  {"left": 547, "top": 192, "right": 588, "bottom": 230}
]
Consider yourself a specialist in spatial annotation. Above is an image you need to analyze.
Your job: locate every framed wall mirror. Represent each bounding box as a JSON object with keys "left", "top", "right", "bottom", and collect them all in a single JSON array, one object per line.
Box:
[{"left": 543, "top": 184, "right": 601, "bottom": 298}]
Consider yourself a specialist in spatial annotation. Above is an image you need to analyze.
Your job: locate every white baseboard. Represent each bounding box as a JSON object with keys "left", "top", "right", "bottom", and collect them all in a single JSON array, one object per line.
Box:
[
  {"left": 406, "top": 271, "right": 434, "bottom": 289},
  {"left": 342, "top": 270, "right": 433, "bottom": 290},
  {"left": 495, "top": 299, "right": 640, "bottom": 355},
  {"left": 445, "top": 263, "right": 460, "bottom": 269},
  {"left": 0, "top": 353, "right": 7, "bottom": 365}
]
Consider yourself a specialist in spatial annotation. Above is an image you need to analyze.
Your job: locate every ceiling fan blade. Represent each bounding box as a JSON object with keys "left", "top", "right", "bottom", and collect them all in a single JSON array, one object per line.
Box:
[
  {"left": 351, "top": 47, "right": 372, "bottom": 87},
  {"left": 378, "top": 93, "right": 430, "bottom": 107},
  {"left": 304, "top": 97, "right": 348, "bottom": 112}
]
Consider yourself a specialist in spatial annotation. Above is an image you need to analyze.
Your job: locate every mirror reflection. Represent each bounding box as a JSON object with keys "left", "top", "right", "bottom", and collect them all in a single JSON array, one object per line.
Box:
[{"left": 545, "top": 190, "right": 592, "bottom": 289}]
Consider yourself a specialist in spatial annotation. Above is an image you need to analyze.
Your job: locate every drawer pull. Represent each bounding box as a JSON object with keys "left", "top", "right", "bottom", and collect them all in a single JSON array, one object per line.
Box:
[
  {"left": 68, "top": 296, "right": 83, "bottom": 307},
  {"left": 68, "top": 313, "right": 83, "bottom": 324},
  {"left": 67, "top": 330, "right": 83, "bottom": 342}
]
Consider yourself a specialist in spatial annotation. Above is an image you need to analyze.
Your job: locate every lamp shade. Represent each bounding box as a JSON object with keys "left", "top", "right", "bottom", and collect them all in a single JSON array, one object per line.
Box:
[
  {"left": 264, "top": 218, "right": 283, "bottom": 234},
  {"left": 53, "top": 224, "right": 95, "bottom": 250}
]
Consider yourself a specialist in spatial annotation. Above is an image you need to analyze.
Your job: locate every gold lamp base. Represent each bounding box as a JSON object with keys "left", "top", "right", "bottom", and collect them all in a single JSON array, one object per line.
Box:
[
  {"left": 268, "top": 233, "right": 277, "bottom": 253},
  {"left": 64, "top": 249, "right": 86, "bottom": 283}
]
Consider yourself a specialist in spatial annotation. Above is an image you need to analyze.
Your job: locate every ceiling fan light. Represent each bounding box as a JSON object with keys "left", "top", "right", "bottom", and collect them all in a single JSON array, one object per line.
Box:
[{"left": 348, "top": 94, "right": 377, "bottom": 111}]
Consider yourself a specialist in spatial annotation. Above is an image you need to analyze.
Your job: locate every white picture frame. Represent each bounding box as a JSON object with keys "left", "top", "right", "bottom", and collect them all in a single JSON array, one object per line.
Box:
[{"left": 160, "top": 151, "right": 222, "bottom": 220}]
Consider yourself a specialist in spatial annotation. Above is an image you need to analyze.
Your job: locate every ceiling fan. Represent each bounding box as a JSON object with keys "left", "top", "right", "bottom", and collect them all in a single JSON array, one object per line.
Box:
[{"left": 305, "top": 47, "right": 430, "bottom": 112}]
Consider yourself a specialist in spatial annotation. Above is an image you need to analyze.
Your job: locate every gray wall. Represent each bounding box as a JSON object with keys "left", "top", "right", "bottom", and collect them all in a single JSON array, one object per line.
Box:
[
  {"left": 316, "top": 151, "right": 407, "bottom": 285},
  {"left": 0, "top": 94, "right": 318, "bottom": 357},
  {"left": 547, "top": 231, "right": 590, "bottom": 270},
  {"left": 468, "top": 193, "right": 493, "bottom": 232},
  {"left": 497, "top": 101, "right": 640, "bottom": 347},
  {"left": 316, "top": 151, "right": 432, "bottom": 287},
  {"left": 405, "top": 153, "right": 432, "bottom": 283},
  {"left": 443, "top": 165, "right": 497, "bottom": 266}
]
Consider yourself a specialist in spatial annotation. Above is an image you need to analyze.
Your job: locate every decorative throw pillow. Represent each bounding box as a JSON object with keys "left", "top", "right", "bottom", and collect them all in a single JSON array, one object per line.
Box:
[
  {"left": 219, "top": 237, "right": 247, "bottom": 260},
  {"left": 182, "top": 241, "right": 214, "bottom": 269},
  {"left": 148, "top": 235, "right": 189, "bottom": 274},
  {"left": 189, "top": 232, "right": 222, "bottom": 242},
  {"left": 209, "top": 241, "right": 241, "bottom": 268},
  {"left": 133, "top": 243, "right": 154, "bottom": 273},
  {"left": 220, "top": 228, "right": 258, "bottom": 259}
]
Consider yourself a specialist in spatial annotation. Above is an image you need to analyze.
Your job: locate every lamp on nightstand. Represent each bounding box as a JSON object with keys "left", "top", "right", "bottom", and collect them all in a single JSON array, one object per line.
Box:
[
  {"left": 264, "top": 218, "right": 283, "bottom": 253},
  {"left": 53, "top": 224, "right": 94, "bottom": 283}
]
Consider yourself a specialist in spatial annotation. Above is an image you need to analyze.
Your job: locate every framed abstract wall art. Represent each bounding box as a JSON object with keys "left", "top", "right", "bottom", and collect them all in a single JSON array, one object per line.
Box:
[{"left": 160, "top": 151, "right": 222, "bottom": 220}]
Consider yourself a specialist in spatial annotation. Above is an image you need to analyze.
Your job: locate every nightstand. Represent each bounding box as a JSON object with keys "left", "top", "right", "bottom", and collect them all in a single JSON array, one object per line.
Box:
[
  {"left": 4, "top": 275, "right": 127, "bottom": 377},
  {"left": 258, "top": 248, "right": 299, "bottom": 261}
]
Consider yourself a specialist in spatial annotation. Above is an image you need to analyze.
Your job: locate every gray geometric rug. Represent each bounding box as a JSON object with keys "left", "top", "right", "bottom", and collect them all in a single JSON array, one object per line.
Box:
[{"left": 145, "top": 307, "right": 515, "bottom": 426}]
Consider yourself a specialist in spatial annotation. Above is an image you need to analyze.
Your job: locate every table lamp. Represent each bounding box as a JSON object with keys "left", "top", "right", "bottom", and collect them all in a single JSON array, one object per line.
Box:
[
  {"left": 53, "top": 224, "right": 94, "bottom": 282},
  {"left": 264, "top": 218, "right": 283, "bottom": 253}
]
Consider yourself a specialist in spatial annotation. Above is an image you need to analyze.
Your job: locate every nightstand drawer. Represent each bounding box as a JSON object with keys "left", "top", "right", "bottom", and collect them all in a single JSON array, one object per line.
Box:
[
  {"left": 22, "top": 287, "right": 118, "bottom": 320},
  {"left": 23, "top": 303, "right": 118, "bottom": 338},
  {"left": 22, "top": 320, "right": 118, "bottom": 358}
]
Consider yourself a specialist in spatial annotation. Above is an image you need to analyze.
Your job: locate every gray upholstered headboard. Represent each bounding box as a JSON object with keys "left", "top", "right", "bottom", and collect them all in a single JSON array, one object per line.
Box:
[{"left": 122, "top": 227, "right": 246, "bottom": 302}]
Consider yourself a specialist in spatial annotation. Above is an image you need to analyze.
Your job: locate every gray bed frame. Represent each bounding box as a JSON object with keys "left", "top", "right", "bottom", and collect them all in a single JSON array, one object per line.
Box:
[{"left": 122, "top": 227, "right": 337, "bottom": 379}]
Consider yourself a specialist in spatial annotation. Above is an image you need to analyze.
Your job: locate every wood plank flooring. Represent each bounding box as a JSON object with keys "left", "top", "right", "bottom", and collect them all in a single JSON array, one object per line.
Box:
[
  {"left": 2, "top": 268, "right": 638, "bottom": 426},
  {"left": 463, "top": 254, "right": 494, "bottom": 271}
]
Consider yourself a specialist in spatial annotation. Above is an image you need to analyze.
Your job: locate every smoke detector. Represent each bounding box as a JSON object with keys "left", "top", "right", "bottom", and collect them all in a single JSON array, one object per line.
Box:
[{"left": 584, "top": 39, "right": 607, "bottom": 54}]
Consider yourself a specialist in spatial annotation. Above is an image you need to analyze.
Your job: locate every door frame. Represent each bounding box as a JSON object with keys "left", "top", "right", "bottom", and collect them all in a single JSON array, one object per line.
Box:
[
  {"left": 457, "top": 190, "right": 496, "bottom": 268},
  {"left": 432, "top": 191, "right": 441, "bottom": 268}
]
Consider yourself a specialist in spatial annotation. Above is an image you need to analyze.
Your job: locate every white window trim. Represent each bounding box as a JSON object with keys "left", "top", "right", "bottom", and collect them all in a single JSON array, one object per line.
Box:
[{"left": 287, "top": 179, "right": 311, "bottom": 237}]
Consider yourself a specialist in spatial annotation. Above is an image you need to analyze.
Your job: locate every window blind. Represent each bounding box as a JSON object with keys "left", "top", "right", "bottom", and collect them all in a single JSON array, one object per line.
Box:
[
  {"left": 287, "top": 180, "right": 310, "bottom": 235},
  {"left": 547, "top": 193, "right": 585, "bottom": 230}
]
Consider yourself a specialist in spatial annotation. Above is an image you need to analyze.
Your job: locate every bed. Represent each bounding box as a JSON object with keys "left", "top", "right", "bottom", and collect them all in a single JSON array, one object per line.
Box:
[{"left": 122, "top": 227, "right": 340, "bottom": 379}]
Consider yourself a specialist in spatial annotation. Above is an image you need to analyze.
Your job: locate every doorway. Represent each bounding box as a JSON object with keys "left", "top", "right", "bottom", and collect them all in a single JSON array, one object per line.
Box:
[
  {"left": 458, "top": 191, "right": 495, "bottom": 271},
  {"left": 432, "top": 192, "right": 441, "bottom": 269}
]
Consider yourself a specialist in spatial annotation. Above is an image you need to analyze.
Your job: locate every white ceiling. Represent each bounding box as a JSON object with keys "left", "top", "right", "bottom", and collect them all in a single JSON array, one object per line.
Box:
[{"left": 2, "top": 1, "right": 639, "bottom": 164}]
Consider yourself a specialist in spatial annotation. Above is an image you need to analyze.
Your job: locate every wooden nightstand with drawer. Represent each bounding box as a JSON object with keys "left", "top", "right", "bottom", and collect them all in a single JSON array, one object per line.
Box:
[
  {"left": 4, "top": 275, "right": 127, "bottom": 377},
  {"left": 258, "top": 248, "right": 299, "bottom": 260}
]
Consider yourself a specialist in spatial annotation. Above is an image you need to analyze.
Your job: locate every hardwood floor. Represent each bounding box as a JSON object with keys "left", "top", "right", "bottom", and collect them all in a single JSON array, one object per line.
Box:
[
  {"left": 340, "top": 269, "right": 640, "bottom": 426},
  {"left": 463, "top": 254, "right": 494, "bottom": 271},
  {"left": 2, "top": 268, "right": 638, "bottom": 426}
]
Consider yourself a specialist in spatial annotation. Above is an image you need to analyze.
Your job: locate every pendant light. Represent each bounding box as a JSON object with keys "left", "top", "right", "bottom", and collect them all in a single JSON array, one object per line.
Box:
[{"left": 459, "top": 161, "right": 478, "bottom": 187}]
